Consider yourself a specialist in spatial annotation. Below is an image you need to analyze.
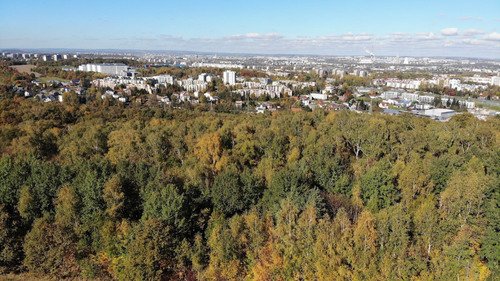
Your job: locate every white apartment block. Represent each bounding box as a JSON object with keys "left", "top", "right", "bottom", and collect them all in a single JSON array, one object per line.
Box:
[
  {"left": 386, "top": 79, "right": 422, "bottom": 90},
  {"left": 401, "top": 92, "right": 419, "bottom": 101},
  {"left": 223, "top": 70, "right": 236, "bottom": 85},
  {"left": 491, "top": 76, "right": 500, "bottom": 86},
  {"left": 381, "top": 91, "right": 401, "bottom": 99},
  {"left": 78, "top": 63, "right": 130, "bottom": 76},
  {"left": 198, "top": 73, "right": 207, "bottom": 82},
  {"left": 152, "top": 75, "right": 175, "bottom": 85}
]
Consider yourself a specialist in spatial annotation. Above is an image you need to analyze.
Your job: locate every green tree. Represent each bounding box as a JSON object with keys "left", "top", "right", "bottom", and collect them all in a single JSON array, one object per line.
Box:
[
  {"left": 142, "top": 183, "right": 186, "bottom": 232},
  {"left": 352, "top": 211, "right": 378, "bottom": 279},
  {"left": 117, "top": 220, "right": 178, "bottom": 280},
  {"left": 211, "top": 166, "right": 263, "bottom": 217},
  {"left": 23, "top": 215, "right": 79, "bottom": 278},
  {"left": 359, "top": 160, "right": 399, "bottom": 211},
  {"left": 103, "top": 175, "right": 125, "bottom": 220}
]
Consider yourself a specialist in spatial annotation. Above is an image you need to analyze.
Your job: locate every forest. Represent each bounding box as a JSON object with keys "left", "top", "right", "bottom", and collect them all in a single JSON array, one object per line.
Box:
[{"left": 0, "top": 95, "right": 498, "bottom": 280}]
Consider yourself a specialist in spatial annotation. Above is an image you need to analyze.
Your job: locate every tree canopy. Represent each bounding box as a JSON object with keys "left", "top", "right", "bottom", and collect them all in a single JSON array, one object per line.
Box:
[{"left": 0, "top": 95, "right": 498, "bottom": 280}]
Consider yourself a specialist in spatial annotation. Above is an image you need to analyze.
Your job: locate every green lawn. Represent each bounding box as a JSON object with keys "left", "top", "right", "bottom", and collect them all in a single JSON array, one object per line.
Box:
[{"left": 477, "top": 102, "right": 500, "bottom": 111}]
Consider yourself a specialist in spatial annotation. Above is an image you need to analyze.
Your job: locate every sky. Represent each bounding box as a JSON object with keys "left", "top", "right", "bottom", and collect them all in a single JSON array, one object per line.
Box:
[{"left": 1, "top": 0, "right": 499, "bottom": 58}]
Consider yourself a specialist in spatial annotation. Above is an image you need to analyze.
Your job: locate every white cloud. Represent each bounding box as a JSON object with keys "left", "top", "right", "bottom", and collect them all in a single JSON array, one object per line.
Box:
[
  {"left": 385, "top": 32, "right": 439, "bottom": 44},
  {"left": 462, "top": 39, "right": 482, "bottom": 45},
  {"left": 226, "top": 33, "right": 283, "bottom": 41},
  {"left": 463, "top": 29, "right": 485, "bottom": 36},
  {"left": 444, "top": 40, "right": 454, "bottom": 47},
  {"left": 484, "top": 32, "right": 500, "bottom": 41},
  {"left": 340, "top": 33, "right": 373, "bottom": 41},
  {"left": 441, "top": 28, "right": 458, "bottom": 36},
  {"left": 417, "top": 32, "right": 438, "bottom": 40}
]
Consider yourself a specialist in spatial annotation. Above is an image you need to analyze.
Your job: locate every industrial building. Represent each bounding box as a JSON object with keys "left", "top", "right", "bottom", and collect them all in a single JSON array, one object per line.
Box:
[{"left": 420, "top": 108, "right": 456, "bottom": 120}]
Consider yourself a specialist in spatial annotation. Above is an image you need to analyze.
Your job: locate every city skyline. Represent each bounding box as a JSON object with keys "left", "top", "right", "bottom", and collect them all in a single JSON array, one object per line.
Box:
[{"left": 1, "top": 0, "right": 499, "bottom": 58}]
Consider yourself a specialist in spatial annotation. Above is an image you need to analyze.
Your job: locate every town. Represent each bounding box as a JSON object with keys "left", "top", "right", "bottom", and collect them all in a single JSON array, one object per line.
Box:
[{"left": 3, "top": 50, "right": 498, "bottom": 121}]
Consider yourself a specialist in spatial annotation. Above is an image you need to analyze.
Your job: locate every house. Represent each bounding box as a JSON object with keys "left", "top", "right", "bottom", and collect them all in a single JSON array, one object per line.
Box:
[
  {"left": 204, "top": 92, "right": 218, "bottom": 102},
  {"left": 310, "top": 93, "right": 328, "bottom": 100},
  {"left": 414, "top": 103, "right": 432, "bottom": 110},
  {"left": 256, "top": 104, "right": 266, "bottom": 113},
  {"left": 331, "top": 103, "right": 348, "bottom": 111},
  {"left": 179, "top": 92, "right": 191, "bottom": 102},
  {"left": 157, "top": 95, "right": 171, "bottom": 104},
  {"left": 339, "top": 93, "right": 351, "bottom": 102},
  {"left": 43, "top": 94, "right": 58, "bottom": 103}
]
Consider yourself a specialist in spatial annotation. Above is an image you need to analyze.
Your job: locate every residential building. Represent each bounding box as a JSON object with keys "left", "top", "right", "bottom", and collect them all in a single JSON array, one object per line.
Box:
[
  {"left": 492, "top": 76, "right": 500, "bottom": 86},
  {"left": 153, "top": 75, "right": 175, "bottom": 85},
  {"left": 78, "top": 63, "right": 131, "bottom": 76},
  {"left": 310, "top": 93, "right": 328, "bottom": 100},
  {"left": 198, "top": 73, "right": 207, "bottom": 82},
  {"left": 223, "top": 70, "right": 236, "bottom": 85}
]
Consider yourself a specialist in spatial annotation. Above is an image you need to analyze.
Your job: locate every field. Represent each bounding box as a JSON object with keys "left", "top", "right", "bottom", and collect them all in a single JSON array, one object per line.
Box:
[
  {"left": 38, "top": 76, "right": 70, "bottom": 83},
  {"left": 9, "top": 65, "right": 41, "bottom": 77}
]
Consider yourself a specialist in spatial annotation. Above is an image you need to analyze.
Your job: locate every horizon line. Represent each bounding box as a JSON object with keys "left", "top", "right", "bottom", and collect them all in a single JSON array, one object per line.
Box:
[{"left": 1, "top": 47, "right": 500, "bottom": 61}]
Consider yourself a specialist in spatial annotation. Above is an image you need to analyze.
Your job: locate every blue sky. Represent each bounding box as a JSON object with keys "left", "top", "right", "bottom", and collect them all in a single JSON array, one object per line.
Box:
[{"left": 1, "top": 0, "right": 499, "bottom": 57}]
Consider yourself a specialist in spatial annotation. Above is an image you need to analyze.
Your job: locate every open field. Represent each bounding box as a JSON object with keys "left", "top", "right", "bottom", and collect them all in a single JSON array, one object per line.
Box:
[
  {"left": 10, "top": 65, "right": 70, "bottom": 83},
  {"left": 9, "top": 64, "right": 41, "bottom": 77},
  {"left": 38, "top": 76, "right": 70, "bottom": 83}
]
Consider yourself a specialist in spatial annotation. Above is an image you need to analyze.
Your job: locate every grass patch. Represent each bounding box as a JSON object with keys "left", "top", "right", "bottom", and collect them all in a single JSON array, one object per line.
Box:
[
  {"left": 10, "top": 65, "right": 41, "bottom": 77},
  {"left": 38, "top": 76, "right": 70, "bottom": 83}
]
